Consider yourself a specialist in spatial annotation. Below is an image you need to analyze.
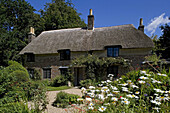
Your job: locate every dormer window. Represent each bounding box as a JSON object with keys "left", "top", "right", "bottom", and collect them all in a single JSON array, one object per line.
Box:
[
  {"left": 26, "top": 53, "right": 35, "bottom": 62},
  {"left": 107, "top": 46, "right": 120, "bottom": 57},
  {"left": 58, "top": 49, "right": 70, "bottom": 60}
]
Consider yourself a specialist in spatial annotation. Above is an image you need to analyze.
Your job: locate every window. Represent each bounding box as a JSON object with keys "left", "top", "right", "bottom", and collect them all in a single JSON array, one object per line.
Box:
[
  {"left": 107, "top": 47, "right": 119, "bottom": 57},
  {"left": 59, "top": 49, "right": 70, "bottom": 60},
  {"left": 43, "top": 68, "right": 51, "bottom": 79},
  {"left": 107, "top": 66, "right": 118, "bottom": 76},
  {"left": 26, "top": 53, "right": 35, "bottom": 62},
  {"left": 60, "top": 68, "right": 68, "bottom": 76},
  {"left": 27, "top": 69, "right": 34, "bottom": 78}
]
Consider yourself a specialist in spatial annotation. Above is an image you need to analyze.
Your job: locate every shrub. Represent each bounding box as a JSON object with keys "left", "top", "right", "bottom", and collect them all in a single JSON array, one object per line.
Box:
[
  {"left": 32, "top": 69, "right": 42, "bottom": 80},
  {"left": 0, "top": 61, "right": 47, "bottom": 112},
  {"left": 53, "top": 91, "right": 80, "bottom": 108},
  {"left": 80, "top": 79, "right": 96, "bottom": 88},
  {"left": 2, "top": 61, "right": 29, "bottom": 82},
  {"left": 51, "top": 75, "right": 67, "bottom": 87},
  {"left": 0, "top": 102, "right": 37, "bottom": 113},
  {"left": 10, "top": 70, "right": 29, "bottom": 82}
]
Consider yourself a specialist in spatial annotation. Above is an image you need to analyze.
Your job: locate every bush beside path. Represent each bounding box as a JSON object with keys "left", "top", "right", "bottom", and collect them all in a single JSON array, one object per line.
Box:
[{"left": 44, "top": 87, "right": 82, "bottom": 113}]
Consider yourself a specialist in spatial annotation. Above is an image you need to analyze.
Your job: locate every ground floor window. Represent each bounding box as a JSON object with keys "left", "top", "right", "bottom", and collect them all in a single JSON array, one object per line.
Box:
[
  {"left": 27, "top": 69, "right": 34, "bottom": 78},
  {"left": 43, "top": 68, "right": 51, "bottom": 79},
  {"left": 59, "top": 67, "right": 68, "bottom": 76},
  {"left": 107, "top": 66, "right": 118, "bottom": 76}
]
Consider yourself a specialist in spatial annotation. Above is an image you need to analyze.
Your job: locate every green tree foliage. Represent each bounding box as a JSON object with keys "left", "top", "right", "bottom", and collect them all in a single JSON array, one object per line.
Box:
[
  {"left": 0, "top": 0, "right": 43, "bottom": 66},
  {"left": 42, "top": 0, "right": 86, "bottom": 30},
  {"left": 155, "top": 24, "right": 170, "bottom": 58},
  {"left": 0, "top": 0, "right": 86, "bottom": 66},
  {"left": 159, "top": 24, "right": 170, "bottom": 58}
]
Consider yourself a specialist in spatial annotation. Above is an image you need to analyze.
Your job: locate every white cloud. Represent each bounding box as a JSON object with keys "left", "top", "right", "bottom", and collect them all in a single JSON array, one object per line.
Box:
[{"left": 145, "top": 13, "right": 170, "bottom": 34}]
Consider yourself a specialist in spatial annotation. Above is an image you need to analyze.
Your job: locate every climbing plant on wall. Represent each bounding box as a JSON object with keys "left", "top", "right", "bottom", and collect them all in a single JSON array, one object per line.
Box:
[{"left": 71, "top": 55, "right": 130, "bottom": 81}]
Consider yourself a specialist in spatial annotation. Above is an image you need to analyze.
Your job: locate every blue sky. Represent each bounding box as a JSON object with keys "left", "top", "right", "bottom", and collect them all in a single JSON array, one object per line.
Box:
[{"left": 26, "top": 0, "right": 170, "bottom": 38}]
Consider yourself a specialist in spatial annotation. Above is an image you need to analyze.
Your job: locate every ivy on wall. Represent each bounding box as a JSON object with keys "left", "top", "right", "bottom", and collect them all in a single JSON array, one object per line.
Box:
[{"left": 71, "top": 55, "right": 131, "bottom": 81}]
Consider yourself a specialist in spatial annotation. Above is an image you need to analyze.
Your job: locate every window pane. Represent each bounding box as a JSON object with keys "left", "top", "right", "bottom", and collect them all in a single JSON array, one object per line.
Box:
[
  {"left": 60, "top": 68, "right": 68, "bottom": 76},
  {"left": 113, "top": 48, "right": 119, "bottom": 57},
  {"left": 107, "top": 47, "right": 119, "bottom": 57},
  {"left": 27, "top": 53, "right": 35, "bottom": 62},
  {"left": 43, "top": 69, "right": 51, "bottom": 79},
  {"left": 107, "top": 48, "right": 113, "bottom": 57},
  {"left": 60, "top": 50, "right": 70, "bottom": 60}
]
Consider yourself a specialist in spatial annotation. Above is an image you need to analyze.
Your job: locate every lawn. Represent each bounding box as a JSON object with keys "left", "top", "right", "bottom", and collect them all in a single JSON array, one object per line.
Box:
[{"left": 46, "top": 86, "right": 71, "bottom": 91}]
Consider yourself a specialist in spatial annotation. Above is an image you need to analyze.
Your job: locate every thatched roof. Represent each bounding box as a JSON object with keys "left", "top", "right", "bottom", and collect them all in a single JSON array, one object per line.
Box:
[{"left": 20, "top": 24, "right": 154, "bottom": 54}]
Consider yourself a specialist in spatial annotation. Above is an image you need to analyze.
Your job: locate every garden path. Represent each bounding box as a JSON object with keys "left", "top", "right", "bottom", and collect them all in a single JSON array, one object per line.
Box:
[{"left": 44, "top": 87, "right": 83, "bottom": 113}]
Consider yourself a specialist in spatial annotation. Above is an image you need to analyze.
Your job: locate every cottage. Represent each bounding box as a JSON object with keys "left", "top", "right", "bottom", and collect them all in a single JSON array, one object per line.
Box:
[{"left": 20, "top": 9, "right": 154, "bottom": 85}]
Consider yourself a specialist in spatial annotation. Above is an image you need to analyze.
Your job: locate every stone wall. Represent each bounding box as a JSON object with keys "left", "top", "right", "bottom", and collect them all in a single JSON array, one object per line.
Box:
[{"left": 24, "top": 48, "right": 152, "bottom": 79}]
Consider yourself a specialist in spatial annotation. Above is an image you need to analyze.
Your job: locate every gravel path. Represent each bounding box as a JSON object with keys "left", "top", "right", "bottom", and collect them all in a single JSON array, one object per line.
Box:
[{"left": 44, "top": 87, "right": 83, "bottom": 113}]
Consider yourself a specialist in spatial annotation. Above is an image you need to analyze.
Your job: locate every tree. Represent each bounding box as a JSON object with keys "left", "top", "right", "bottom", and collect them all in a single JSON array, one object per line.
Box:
[
  {"left": 42, "top": 0, "right": 86, "bottom": 30},
  {"left": 0, "top": 0, "right": 43, "bottom": 66},
  {"left": 0, "top": 0, "right": 86, "bottom": 66},
  {"left": 156, "top": 24, "right": 170, "bottom": 59}
]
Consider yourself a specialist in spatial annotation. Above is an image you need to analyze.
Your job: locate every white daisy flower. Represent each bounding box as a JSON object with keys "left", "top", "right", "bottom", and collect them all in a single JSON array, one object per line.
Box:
[
  {"left": 139, "top": 80, "right": 145, "bottom": 84},
  {"left": 97, "top": 94, "right": 105, "bottom": 100},
  {"left": 126, "top": 94, "right": 133, "bottom": 98},
  {"left": 150, "top": 100, "right": 161, "bottom": 105},
  {"left": 135, "top": 91, "right": 140, "bottom": 94},
  {"left": 140, "top": 70, "right": 146, "bottom": 74},
  {"left": 98, "top": 84, "right": 103, "bottom": 87},
  {"left": 81, "top": 87, "right": 86, "bottom": 91},
  {"left": 112, "top": 86, "right": 118, "bottom": 90},
  {"left": 121, "top": 100, "right": 130, "bottom": 105},
  {"left": 98, "top": 106, "right": 107, "bottom": 112},
  {"left": 111, "top": 97, "right": 118, "bottom": 101},
  {"left": 88, "top": 106, "right": 94, "bottom": 110},
  {"left": 131, "top": 84, "right": 139, "bottom": 88},
  {"left": 89, "top": 102, "right": 94, "bottom": 106},
  {"left": 77, "top": 98, "right": 84, "bottom": 101},
  {"left": 139, "top": 76, "right": 148, "bottom": 80},
  {"left": 86, "top": 97, "right": 92, "bottom": 101},
  {"left": 89, "top": 86, "right": 95, "bottom": 89},
  {"left": 157, "top": 73, "right": 167, "bottom": 77},
  {"left": 106, "top": 80, "right": 112, "bottom": 83},
  {"left": 118, "top": 83, "right": 128, "bottom": 86},
  {"left": 107, "top": 93, "right": 114, "bottom": 97}
]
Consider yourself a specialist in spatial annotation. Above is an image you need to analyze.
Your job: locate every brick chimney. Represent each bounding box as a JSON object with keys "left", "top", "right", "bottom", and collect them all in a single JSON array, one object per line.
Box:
[
  {"left": 28, "top": 27, "right": 35, "bottom": 43},
  {"left": 88, "top": 9, "right": 94, "bottom": 30},
  {"left": 138, "top": 18, "right": 144, "bottom": 32}
]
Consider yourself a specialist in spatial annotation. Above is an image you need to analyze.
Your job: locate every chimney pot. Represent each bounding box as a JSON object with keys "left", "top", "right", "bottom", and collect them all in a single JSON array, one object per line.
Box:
[
  {"left": 28, "top": 27, "right": 36, "bottom": 43},
  {"left": 140, "top": 18, "right": 143, "bottom": 26},
  {"left": 30, "top": 27, "right": 35, "bottom": 34},
  {"left": 90, "top": 9, "right": 93, "bottom": 15}
]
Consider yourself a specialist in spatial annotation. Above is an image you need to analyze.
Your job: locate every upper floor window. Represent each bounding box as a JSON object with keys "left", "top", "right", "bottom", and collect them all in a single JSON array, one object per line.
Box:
[
  {"left": 107, "top": 47, "right": 119, "bottom": 57},
  {"left": 43, "top": 68, "right": 51, "bottom": 79},
  {"left": 26, "top": 53, "right": 35, "bottom": 62},
  {"left": 59, "top": 49, "right": 70, "bottom": 60}
]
